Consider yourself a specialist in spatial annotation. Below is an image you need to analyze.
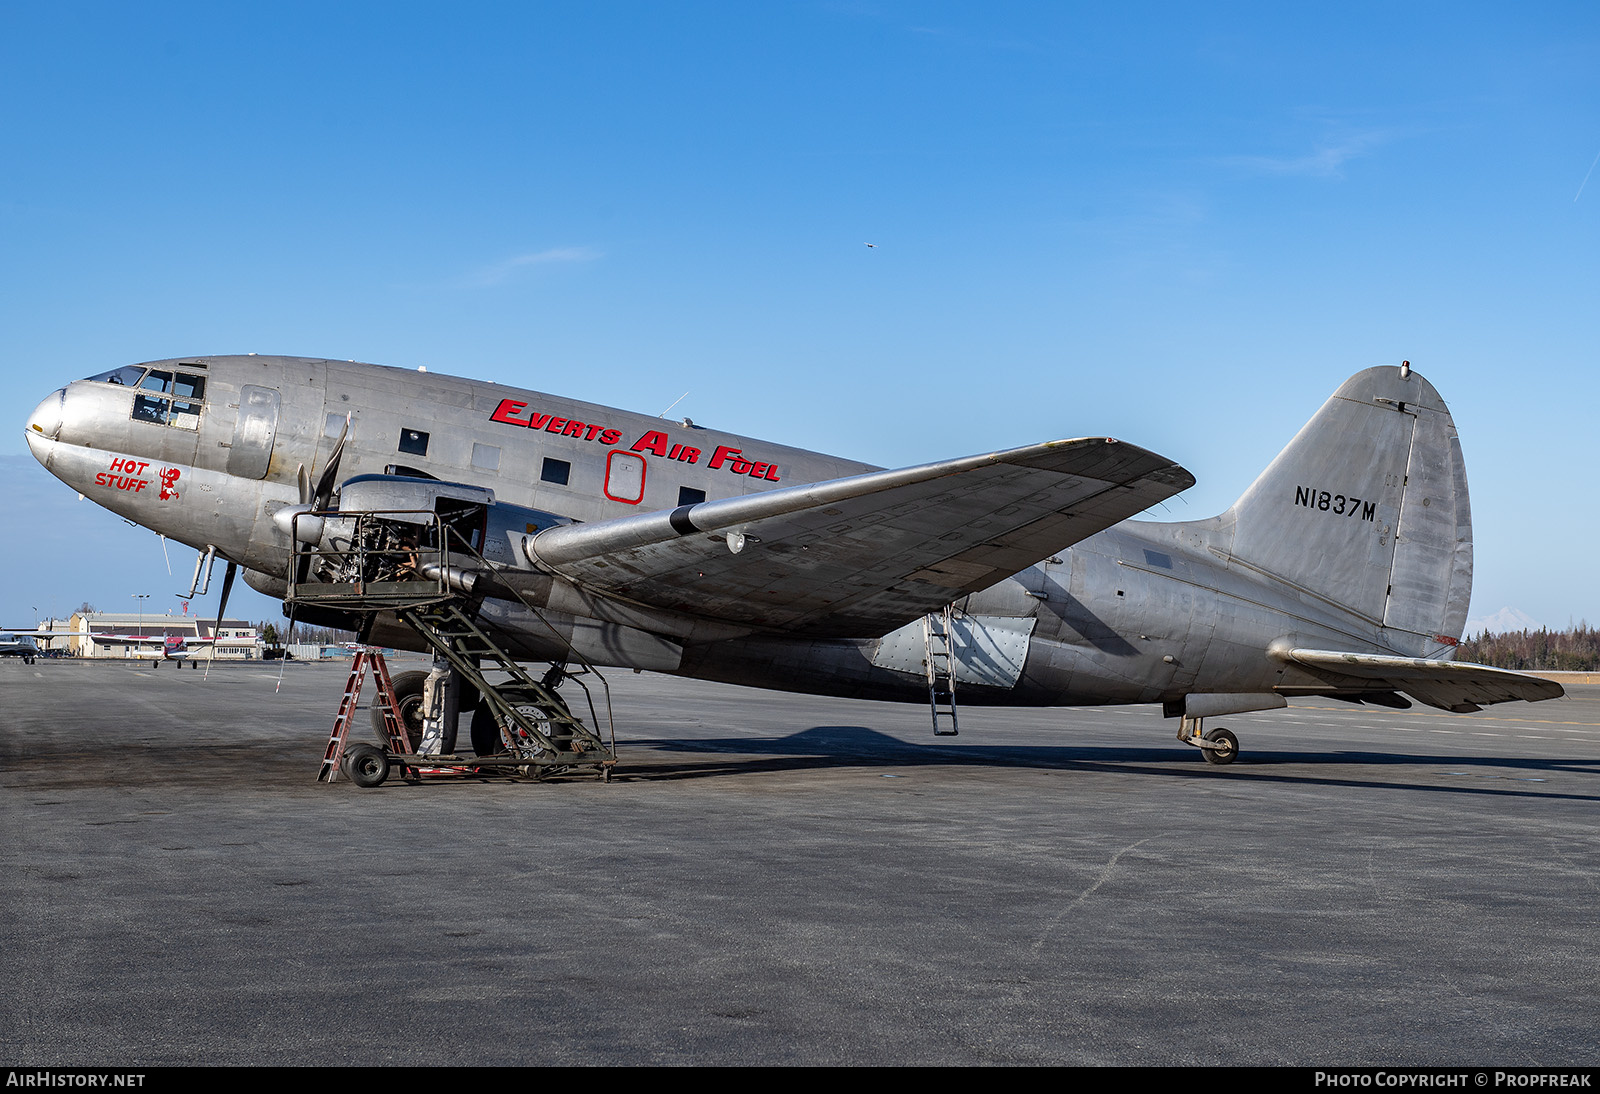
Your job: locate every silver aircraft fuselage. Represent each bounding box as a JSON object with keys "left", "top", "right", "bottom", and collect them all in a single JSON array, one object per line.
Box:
[{"left": 22, "top": 355, "right": 1508, "bottom": 723}]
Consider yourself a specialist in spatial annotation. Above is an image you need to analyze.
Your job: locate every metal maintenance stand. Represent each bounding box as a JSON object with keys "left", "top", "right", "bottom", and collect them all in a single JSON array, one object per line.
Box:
[{"left": 292, "top": 508, "right": 617, "bottom": 788}]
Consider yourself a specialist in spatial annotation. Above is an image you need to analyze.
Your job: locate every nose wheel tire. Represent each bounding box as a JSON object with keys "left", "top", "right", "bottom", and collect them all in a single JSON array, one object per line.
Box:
[{"left": 1202, "top": 727, "right": 1239, "bottom": 765}]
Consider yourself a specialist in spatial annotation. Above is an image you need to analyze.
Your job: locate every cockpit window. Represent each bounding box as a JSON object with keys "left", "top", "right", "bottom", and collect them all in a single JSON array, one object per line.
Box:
[
  {"left": 131, "top": 371, "right": 206, "bottom": 431},
  {"left": 132, "top": 394, "right": 167, "bottom": 425},
  {"left": 86, "top": 366, "right": 147, "bottom": 386}
]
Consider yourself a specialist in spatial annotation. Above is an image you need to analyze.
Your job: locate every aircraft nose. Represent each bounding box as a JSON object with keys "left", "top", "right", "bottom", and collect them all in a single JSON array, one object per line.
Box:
[{"left": 26, "top": 388, "right": 65, "bottom": 442}]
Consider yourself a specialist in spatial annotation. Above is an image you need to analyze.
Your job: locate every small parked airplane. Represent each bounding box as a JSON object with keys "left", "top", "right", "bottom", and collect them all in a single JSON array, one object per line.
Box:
[
  {"left": 0, "top": 631, "right": 47, "bottom": 663},
  {"left": 80, "top": 632, "right": 258, "bottom": 666}
]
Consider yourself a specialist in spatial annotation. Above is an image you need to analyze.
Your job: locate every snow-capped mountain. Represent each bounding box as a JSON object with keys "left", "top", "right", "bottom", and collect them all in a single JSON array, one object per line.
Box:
[{"left": 1463, "top": 607, "right": 1544, "bottom": 636}]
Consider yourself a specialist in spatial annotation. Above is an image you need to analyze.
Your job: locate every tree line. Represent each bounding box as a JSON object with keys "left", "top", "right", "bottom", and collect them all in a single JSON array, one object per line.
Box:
[
  {"left": 1456, "top": 624, "right": 1600, "bottom": 672},
  {"left": 258, "top": 620, "right": 359, "bottom": 647}
]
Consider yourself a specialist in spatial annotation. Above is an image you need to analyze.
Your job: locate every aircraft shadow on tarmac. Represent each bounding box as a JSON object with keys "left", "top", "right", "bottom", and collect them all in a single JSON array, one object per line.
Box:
[
  {"left": 9, "top": 716, "right": 1597, "bottom": 803},
  {"left": 626, "top": 725, "right": 1600, "bottom": 802}
]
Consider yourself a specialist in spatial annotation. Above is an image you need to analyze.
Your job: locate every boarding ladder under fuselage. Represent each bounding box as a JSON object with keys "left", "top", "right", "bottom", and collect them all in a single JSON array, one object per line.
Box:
[{"left": 923, "top": 605, "right": 959, "bottom": 736}]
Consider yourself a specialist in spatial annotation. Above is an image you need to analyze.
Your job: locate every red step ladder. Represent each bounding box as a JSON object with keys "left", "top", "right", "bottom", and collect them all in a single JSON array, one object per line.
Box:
[{"left": 317, "top": 648, "right": 412, "bottom": 783}]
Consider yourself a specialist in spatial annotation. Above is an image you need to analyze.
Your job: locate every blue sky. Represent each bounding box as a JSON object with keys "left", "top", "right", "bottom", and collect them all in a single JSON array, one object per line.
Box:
[{"left": 3, "top": 2, "right": 1597, "bottom": 631}]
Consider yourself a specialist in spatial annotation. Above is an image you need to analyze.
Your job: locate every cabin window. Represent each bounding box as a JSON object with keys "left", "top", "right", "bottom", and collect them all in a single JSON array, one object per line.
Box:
[
  {"left": 540, "top": 457, "right": 570, "bottom": 486},
  {"left": 398, "top": 428, "right": 429, "bottom": 456},
  {"left": 472, "top": 443, "right": 501, "bottom": 472},
  {"left": 129, "top": 370, "right": 205, "bottom": 431},
  {"left": 678, "top": 487, "right": 706, "bottom": 506}
]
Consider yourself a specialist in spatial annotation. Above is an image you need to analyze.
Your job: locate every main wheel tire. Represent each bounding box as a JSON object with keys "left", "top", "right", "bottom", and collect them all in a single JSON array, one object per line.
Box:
[
  {"left": 470, "top": 687, "right": 573, "bottom": 757},
  {"left": 469, "top": 699, "right": 503, "bottom": 757},
  {"left": 371, "top": 670, "right": 460, "bottom": 755},
  {"left": 343, "top": 742, "right": 390, "bottom": 788},
  {"left": 1202, "top": 726, "right": 1239, "bottom": 765},
  {"left": 373, "top": 670, "right": 427, "bottom": 753}
]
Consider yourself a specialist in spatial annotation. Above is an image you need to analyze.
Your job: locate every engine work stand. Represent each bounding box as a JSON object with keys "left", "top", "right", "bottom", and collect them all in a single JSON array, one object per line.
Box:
[{"left": 296, "top": 508, "right": 617, "bottom": 789}]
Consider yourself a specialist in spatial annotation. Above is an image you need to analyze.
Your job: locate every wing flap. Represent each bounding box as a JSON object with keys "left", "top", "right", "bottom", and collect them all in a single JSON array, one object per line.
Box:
[
  {"left": 529, "top": 437, "right": 1193, "bottom": 636},
  {"left": 1275, "top": 648, "right": 1564, "bottom": 712}
]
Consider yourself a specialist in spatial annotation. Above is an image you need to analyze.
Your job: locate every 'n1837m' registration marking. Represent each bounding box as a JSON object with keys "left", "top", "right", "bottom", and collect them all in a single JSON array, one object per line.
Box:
[{"left": 1295, "top": 486, "right": 1375, "bottom": 521}]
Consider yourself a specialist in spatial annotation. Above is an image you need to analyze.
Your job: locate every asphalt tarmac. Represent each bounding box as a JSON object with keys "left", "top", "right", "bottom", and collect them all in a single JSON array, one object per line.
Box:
[{"left": 4, "top": 657, "right": 1598, "bottom": 1066}]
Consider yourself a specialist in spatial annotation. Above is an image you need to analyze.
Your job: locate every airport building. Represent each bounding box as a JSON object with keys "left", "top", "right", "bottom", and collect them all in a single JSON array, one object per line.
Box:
[{"left": 65, "top": 611, "right": 259, "bottom": 660}]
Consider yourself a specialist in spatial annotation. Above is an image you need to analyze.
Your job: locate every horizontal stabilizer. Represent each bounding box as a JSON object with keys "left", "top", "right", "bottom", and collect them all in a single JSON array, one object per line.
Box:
[
  {"left": 1274, "top": 647, "right": 1564, "bottom": 713},
  {"left": 528, "top": 437, "right": 1193, "bottom": 637}
]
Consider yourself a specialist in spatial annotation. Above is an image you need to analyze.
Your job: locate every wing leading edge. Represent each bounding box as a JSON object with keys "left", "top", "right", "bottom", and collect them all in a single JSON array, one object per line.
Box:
[
  {"left": 527, "top": 437, "right": 1194, "bottom": 637},
  {"left": 1275, "top": 648, "right": 1564, "bottom": 713}
]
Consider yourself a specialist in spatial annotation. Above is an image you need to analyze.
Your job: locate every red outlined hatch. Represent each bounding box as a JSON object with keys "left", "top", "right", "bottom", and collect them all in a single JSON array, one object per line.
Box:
[{"left": 604, "top": 450, "right": 646, "bottom": 504}]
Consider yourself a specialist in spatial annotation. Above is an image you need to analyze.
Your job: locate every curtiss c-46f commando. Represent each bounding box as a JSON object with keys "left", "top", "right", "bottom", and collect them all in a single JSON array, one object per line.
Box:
[{"left": 24, "top": 356, "right": 1560, "bottom": 770}]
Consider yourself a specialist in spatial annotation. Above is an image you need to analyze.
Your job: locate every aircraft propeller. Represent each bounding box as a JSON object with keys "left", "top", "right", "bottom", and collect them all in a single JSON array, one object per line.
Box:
[
  {"left": 307, "top": 416, "right": 348, "bottom": 510},
  {"left": 213, "top": 558, "right": 237, "bottom": 644},
  {"left": 282, "top": 415, "right": 350, "bottom": 585},
  {"left": 275, "top": 415, "right": 349, "bottom": 549}
]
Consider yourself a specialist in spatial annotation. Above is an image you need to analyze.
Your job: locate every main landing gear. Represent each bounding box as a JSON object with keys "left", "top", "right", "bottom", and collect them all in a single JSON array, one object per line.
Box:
[
  {"left": 1177, "top": 715, "right": 1240, "bottom": 765},
  {"left": 371, "top": 669, "right": 437, "bottom": 754}
]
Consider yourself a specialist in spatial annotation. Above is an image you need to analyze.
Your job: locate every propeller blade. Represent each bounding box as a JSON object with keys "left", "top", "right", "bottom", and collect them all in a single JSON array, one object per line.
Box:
[
  {"left": 214, "top": 560, "right": 237, "bottom": 642},
  {"left": 297, "top": 463, "right": 311, "bottom": 506},
  {"left": 313, "top": 416, "right": 350, "bottom": 510}
]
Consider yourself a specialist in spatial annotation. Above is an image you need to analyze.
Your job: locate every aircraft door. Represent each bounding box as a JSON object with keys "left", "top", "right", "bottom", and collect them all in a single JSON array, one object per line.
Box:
[
  {"left": 604, "top": 450, "right": 646, "bottom": 504},
  {"left": 228, "top": 386, "right": 280, "bottom": 480}
]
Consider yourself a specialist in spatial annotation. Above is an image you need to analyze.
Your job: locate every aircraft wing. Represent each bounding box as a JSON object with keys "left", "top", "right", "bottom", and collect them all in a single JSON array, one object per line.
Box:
[
  {"left": 527, "top": 437, "right": 1193, "bottom": 637},
  {"left": 1275, "top": 648, "right": 1565, "bottom": 713}
]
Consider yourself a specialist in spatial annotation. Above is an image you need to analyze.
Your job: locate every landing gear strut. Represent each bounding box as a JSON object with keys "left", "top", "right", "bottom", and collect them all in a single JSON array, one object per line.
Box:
[{"left": 1178, "top": 715, "right": 1241, "bottom": 765}]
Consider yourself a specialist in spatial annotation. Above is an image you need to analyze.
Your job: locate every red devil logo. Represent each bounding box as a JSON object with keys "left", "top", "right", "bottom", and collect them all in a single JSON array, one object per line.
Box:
[{"left": 158, "top": 467, "right": 181, "bottom": 500}]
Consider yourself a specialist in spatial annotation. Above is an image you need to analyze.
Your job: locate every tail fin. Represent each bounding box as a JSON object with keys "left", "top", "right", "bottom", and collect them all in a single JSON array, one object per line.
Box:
[{"left": 1204, "top": 365, "right": 1471, "bottom": 655}]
